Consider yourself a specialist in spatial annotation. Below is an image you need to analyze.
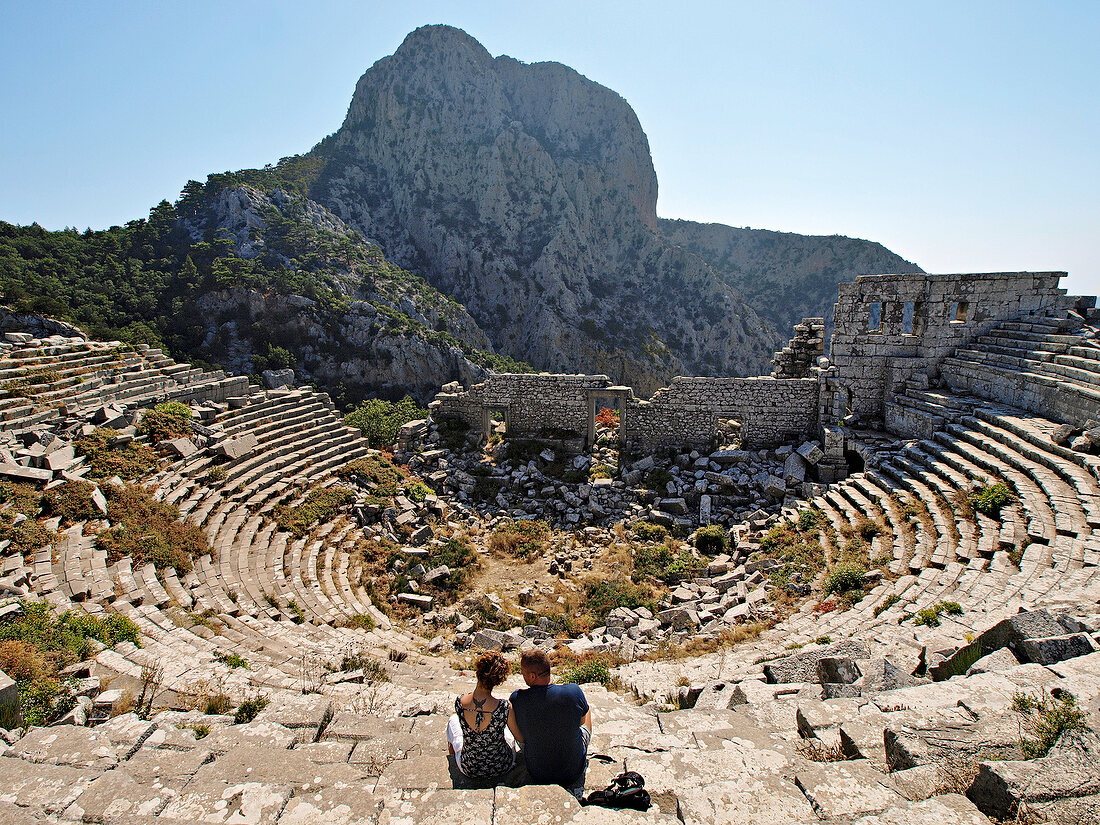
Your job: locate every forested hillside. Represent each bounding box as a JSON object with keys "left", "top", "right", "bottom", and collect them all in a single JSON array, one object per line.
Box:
[{"left": 0, "top": 176, "right": 526, "bottom": 406}]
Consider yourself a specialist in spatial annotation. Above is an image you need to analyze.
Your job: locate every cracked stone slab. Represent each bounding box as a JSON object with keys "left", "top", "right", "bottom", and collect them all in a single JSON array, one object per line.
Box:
[
  {"left": 95, "top": 712, "right": 158, "bottom": 758},
  {"left": 0, "top": 800, "right": 46, "bottom": 824},
  {"left": 376, "top": 787, "right": 492, "bottom": 825},
  {"left": 252, "top": 693, "right": 334, "bottom": 733},
  {"left": 349, "top": 733, "right": 427, "bottom": 775},
  {"left": 0, "top": 758, "right": 95, "bottom": 813},
  {"left": 492, "top": 784, "right": 579, "bottom": 824},
  {"left": 124, "top": 745, "right": 214, "bottom": 790},
  {"left": 794, "top": 758, "right": 906, "bottom": 818},
  {"left": 626, "top": 736, "right": 792, "bottom": 792},
  {"left": 191, "top": 743, "right": 373, "bottom": 791},
  {"left": 677, "top": 776, "right": 818, "bottom": 825},
  {"left": 159, "top": 779, "right": 293, "bottom": 824},
  {"left": 200, "top": 720, "right": 299, "bottom": 753},
  {"left": 325, "top": 711, "right": 404, "bottom": 742},
  {"left": 8, "top": 725, "right": 119, "bottom": 769},
  {"left": 61, "top": 767, "right": 175, "bottom": 821},
  {"left": 277, "top": 785, "right": 381, "bottom": 825},
  {"left": 967, "top": 729, "right": 1100, "bottom": 820},
  {"left": 293, "top": 740, "right": 356, "bottom": 764},
  {"left": 850, "top": 793, "right": 994, "bottom": 824},
  {"left": 375, "top": 754, "right": 455, "bottom": 791}
]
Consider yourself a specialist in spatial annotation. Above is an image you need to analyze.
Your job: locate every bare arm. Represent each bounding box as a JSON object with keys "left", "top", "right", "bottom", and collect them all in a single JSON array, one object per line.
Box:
[
  {"left": 507, "top": 702, "right": 523, "bottom": 744},
  {"left": 582, "top": 707, "right": 592, "bottom": 731}
]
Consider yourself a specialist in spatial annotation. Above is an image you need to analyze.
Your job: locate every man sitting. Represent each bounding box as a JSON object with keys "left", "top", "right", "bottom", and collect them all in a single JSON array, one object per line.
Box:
[{"left": 507, "top": 649, "right": 592, "bottom": 797}]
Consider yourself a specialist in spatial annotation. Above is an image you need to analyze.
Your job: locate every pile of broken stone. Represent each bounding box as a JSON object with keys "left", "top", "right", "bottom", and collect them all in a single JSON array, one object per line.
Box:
[
  {"left": 1052, "top": 420, "right": 1100, "bottom": 454},
  {"left": 399, "top": 418, "right": 830, "bottom": 531}
]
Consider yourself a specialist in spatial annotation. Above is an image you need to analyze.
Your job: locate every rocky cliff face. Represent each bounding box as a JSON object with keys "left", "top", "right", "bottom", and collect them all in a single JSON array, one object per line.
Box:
[
  {"left": 659, "top": 219, "right": 923, "bottom": 336},
  {"left": 312, "top": 25, "right": 776, "bottom": 393},
  {"left": 179, "top": 182, "right": 498, "bottom": 403}
]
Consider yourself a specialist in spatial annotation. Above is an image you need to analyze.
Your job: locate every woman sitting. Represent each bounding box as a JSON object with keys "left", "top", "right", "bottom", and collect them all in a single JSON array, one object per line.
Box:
[{"left": 446, "top": 650, "right": 517, "bottom": 785}]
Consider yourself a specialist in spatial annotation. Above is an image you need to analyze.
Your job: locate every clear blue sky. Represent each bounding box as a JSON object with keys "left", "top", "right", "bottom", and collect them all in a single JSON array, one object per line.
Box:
[{"left": 2, "top": 1, "right": 1097, "bottom": 296}]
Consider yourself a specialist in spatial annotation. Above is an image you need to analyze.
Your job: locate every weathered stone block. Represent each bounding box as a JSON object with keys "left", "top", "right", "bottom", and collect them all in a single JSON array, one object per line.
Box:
[
  {"left": 0, "top": 668, "right": 19, "bottom": 730},
  {"left": 763, "top": 641, "right": 871, "bottom": 684},
  {"left": 816, "top": 657, "right": 861, "bottom": 684},
  {"left": 216, "top": 432, "right": 259, "bottom": 460},
  {"left": 1017, "top": 632, "right": 1095, "bottom": 665},
  {"left": 967, "top": 730, "right": 1100, "bottom": 820}
]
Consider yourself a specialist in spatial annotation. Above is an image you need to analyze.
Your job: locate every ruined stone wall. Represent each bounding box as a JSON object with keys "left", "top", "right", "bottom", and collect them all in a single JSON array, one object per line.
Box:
[
  {"left": 431, "top": 373, "right": 818, "bottom": 451},
  {"left": 829, "top": 272, "right": 1069, "bottom": 421},
  {"left": 430, "top": 374, "right": 612, "bottom": 434},
  {"left": 624, "top": 377, "right": 819, "bottom": 450}
]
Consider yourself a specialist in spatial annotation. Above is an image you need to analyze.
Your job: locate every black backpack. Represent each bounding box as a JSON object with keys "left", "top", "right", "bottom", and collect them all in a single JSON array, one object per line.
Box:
[{"left": 582, "top": 771, "right": 651, "bottom": 810}]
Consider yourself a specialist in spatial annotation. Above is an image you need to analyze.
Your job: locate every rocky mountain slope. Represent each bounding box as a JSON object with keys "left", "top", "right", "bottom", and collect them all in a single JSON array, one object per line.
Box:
[
  {"left": 2, "top": 24, "right": 924, "bottom": 403},
  {"left": 0, "top": 179, "right": 520, "bottom": 406},
  {"left": 659, "top": 219, "right": 923, "bottom": 334},
  {"left": 309, "top": 25, "right": 778, "bottom": 393}
]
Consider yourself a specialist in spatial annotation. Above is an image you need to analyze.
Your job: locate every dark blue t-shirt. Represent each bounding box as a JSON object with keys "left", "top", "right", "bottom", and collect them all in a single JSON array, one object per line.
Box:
[{"left": 509, "top": 683, "right": 589, "bottom": 786}]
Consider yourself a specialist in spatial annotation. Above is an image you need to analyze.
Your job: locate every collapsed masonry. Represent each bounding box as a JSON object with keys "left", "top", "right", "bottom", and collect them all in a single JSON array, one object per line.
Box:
[{"left": 431, "top": 272, "right": 1095, "bottom": 469}]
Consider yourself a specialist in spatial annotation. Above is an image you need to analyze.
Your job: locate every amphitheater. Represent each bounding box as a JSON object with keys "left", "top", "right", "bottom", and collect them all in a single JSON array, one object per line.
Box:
[{"left": 1, "top": 271, "right": 1099, "bottom": 824}]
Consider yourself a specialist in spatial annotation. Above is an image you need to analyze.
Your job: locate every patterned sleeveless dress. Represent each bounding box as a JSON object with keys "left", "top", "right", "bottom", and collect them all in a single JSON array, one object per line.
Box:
[{"left": 454, "top": 695, "right": 514, "bottom": 780}]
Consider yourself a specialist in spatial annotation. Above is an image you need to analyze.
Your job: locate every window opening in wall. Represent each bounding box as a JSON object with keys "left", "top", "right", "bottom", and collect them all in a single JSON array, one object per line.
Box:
[
  {"left": 951, "top": 300, "right": 970, "bottom": 323},
  {"left": 588, "top": 391, "right": 628, "bottom": 448},
  {"left": 716, "top": 417, "right": 742, "bottom": 449},
  {"left": 868, "top": 302, "right": 882, "bottom": 332},
  {"left": 833, "top": 385, "right": 853, "bottom": 422},
  {"left": 902, "top": 301, "right": 915, "bottom": 335},
  {"left": 484, "top": 407, "right": 508, "bottom": 444}
]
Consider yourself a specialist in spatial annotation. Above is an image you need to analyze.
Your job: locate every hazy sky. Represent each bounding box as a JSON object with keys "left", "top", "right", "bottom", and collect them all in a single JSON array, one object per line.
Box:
[{"left": 2, "top": 1, "right": 1097, "bottom": 295}]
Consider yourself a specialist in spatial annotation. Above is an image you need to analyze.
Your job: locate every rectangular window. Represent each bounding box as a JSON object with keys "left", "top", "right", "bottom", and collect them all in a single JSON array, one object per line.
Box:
[
  {"left": 868, "top": 302, "right": 882, "bottom": 332},
  {"left": 951, "top": 300, "right": 970, "bottom": 323},
  {"left": 902, "top": 301, "right": 915, "bottom": 335}
]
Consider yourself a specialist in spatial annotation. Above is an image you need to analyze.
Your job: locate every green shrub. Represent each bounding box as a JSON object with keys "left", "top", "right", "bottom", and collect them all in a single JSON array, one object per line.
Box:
[
  {"left": 215, "top": 651, "right": 250, "bottom": 669},
  {"left": 406, "top": 480, "right": 431, "bottom": 502},
  {"left": 823, "top": 563, "right": 867, "bottom": 596},
  {"left": 693, "top": 525, "right": 728, "bottom": 555},
  {"left": 0, "top": 602, "right": 140, "bottom": 726},
  {"left": 273, "top": 486, "right": 354, "bottom": 536},
  {"left": 137, "top": 401, "right": 193, "bottom": 442},
  {"left": 645, "top": 468, "right": 673, "bottom": 490},
  {"left": 75, "top": 428, "right": 159, "bottom": 479},
  {"left": 336, "top": 454, "right": 406, "bottom": 497},
  {"left": 1012, "top": 690, "right": 1088, "bottom": 758},
  {"left": 581, "top": 578, "right": 656, "bottom": 625},
  {"left": 344, "top": 397, "right": 427, "bottom": 447},
  {"left": 913, "top": 607, "right": 942, "bottom": 627},
  {"left": 873, "top": 594, "right": 901, "bottom": 617},
  {"left": 797, "top": 509, "right": 822, "bottom": 532},
  {"left": 559, "top": 659, "right": 611, "bottom": 686},
  {"left": 968, "top": 481, "right": 1015, "bottom": 519},
  {"left": 634, "top": 521, "right": 669, "bottom": 542},
  {"left": 913, "top": 600, "right": 964, "bottom": 627},
  {"left": 287, "top": 599, "right": 305, "bottom": 624},
  {"left": 345, "top": 614, "right": 375, "bottom": 631},
  {"left": 42, "top": 480, "right": 98, "bottom": 524},
  {"left": 96, "top": 483, "right": 209, "bottom": 573},
  {"left": 589, "top": 463, "right": 615, "bottom": 480},
  {"left": 633, "top": 541, "right": 698, "bottom": 583},
  {"left": 814, "top": 635, "right": 832, "bottom": 645},
  {"left": 233, "top": 695, "right": 269, "bottom": 724},
  {"left": 487, "top": 519, "right": 551, "bottom": 560},
  {"left": 424, "top": 536, "right": 480, "bottom": 599}
]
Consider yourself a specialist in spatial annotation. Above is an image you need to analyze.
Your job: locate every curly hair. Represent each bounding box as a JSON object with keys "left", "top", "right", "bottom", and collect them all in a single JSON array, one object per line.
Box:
[{"left": 475, "top": 650, "right": 509, "bottom": 689}]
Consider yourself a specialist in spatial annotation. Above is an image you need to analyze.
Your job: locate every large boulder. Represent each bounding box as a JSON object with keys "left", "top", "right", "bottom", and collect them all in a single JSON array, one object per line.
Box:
[
  {"left": 0, "top": 668, "right": 19, "bottom": 729},
  {"left": 968, "top": 730, "right": 1100, "bottom": 821},
  {"left": 763, "top": 641, "right": 870, "bottom": 684}
]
